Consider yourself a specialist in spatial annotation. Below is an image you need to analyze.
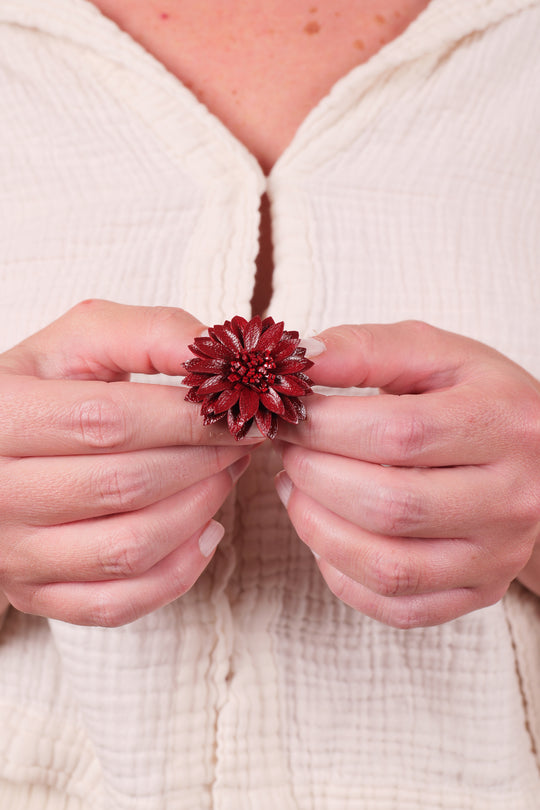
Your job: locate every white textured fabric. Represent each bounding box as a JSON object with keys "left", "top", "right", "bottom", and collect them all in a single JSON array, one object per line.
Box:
[{"left": 0, "top": 0, "right": 539, "bottom": 808}]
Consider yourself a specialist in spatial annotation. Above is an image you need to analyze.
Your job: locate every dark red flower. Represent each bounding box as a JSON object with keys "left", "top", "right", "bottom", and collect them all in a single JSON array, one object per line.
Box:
[{"left": 183, "top": 315, "right": 314, "bottom": 440}]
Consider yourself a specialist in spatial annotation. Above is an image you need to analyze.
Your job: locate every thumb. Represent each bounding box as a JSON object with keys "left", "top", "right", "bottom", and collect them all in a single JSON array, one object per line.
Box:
[
  {"left": 305, "top": 320, "right": 478, "bottom": 394},
  {"left": 1, "top": 299, "right": 206, "bottom": 381}
]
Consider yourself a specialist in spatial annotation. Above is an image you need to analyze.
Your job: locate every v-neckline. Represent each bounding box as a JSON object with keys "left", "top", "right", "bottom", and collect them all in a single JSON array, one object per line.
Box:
[{"left": 1, "top": 0, "right": 534, "bottom": 183}]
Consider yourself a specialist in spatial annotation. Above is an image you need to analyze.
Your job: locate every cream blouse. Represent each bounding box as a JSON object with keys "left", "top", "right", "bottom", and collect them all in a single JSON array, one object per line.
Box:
[{"left": 0, "top": 0, "right": 539, "bottom": 808}]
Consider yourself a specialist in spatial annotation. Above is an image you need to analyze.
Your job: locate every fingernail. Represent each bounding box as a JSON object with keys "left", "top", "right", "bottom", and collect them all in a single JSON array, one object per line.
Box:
[
  {"left": 228, "top": 455, "right": 250, "bottom": 483},
  {"left": 275, "top": 470, "right": 293, "bottom": 507},
  {"left": 199, "top": 521, "right": 225, "bottom": 557},
  {"left": 300, "top": 337, "right": 326, "bottom": 358},
  {"left": 243, "top": 422, "right": 265, "bottom": 441}
]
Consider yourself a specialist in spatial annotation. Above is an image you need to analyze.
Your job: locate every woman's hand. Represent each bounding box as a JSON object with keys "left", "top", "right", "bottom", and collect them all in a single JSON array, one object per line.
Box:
[
  {"left": 276, "top": 321, "right": 540, "bottom": 628},
  {"left": 0, "top": 300, "right": 258, "bottom": 626}
]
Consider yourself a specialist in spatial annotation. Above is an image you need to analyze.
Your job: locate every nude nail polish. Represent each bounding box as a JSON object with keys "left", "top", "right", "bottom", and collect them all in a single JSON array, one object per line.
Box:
[
  {"left": 275, "top": 470, "right": 293, "bottom": 507},
  {"left": 199, "top": 521, "right": 225, "bottom": 557},
  {"left": 300, "top": 337, "right": 326, "bottom": 358}
]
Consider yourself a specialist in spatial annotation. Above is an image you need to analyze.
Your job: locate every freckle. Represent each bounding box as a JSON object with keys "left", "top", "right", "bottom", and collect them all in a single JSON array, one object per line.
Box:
[
  {"left": 353, "top": 39, "right": 365, "bottom": 50},
  {"left": 304, "top": 20, "right": 321, "bottom": 34},
  {"left": 232, "top": 89, "right": 238, "bottom": 95},
  {"left": 309, "top": 5, "right": 318, "bottom": 12},
  {"left": 334, "top": 11, "right": 341, "bottom": 16},
  {"left": 394, "top": 9, "right": 401, "bottom": 17},
  {"left": 375, "top": 14, "right": 386, "bottom": 24}
]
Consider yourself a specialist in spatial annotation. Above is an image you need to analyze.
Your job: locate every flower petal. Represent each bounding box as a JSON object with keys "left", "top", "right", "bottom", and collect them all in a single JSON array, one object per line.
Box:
[
  {"left": 243, "top": 316, "right": 262, "bottom": 351},
  {"left": 272, "top": 375, "right": 309, "bottom": 396},
  {"left": 227, "top": 405, "right": 247, "bottom": 439},
  {"left": 259, "top": 387, "right": 286, "bottom": 415},
  {"left": 275, "top": 358, "right": 312, "bottom": 374},
  {"left": 239, "top": 387, "right": 260, "bottom": 421},
  {"left": 255, "top": 408, "right": 278, "bottom": 439},
  {"left": 233, "top": 417, "right": 255, "bottom": 441},
  {"left": 182, "top": 372, "right": 208, "bottom": 387},
  {"left": 273, "top": 334, "right": 300, "bottom": 362},
  {"left": 203, "top": 411, "right": 227, "bottom": 426},
  {"left": 284, "top": 396, "right": 307, "bottom": 423},
  {"left": 185, "top": 388, "right": 204, "bottom": 403},
  {"left": 256, "top": 320, "right": 284, "bottom": 353},
  {"left": 191, "top": 337, "right": 233, "bottom": 360},
  {"left": 231, "top": 315, "right": 248, "bottom": 341},
  {"left": 213, "top": 388, "right": 241, "bottom": 413},
  {"left": 184, "top": 357, "right": 228, "bottom": 374},
  {"left": 197, "top": 375, "right": 232, "bottom": 396},
  {"left": 210, "top": 324, "right": 243, "bottom": 354}
]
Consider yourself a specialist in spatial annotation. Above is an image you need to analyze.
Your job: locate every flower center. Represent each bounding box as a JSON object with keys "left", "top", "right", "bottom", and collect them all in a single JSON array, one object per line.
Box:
[{"left": 227, "top": 350, "right": 277, "bottom": 392}]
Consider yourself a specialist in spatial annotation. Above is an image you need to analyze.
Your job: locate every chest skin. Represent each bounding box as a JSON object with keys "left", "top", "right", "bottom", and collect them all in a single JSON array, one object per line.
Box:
[{"left": 88, "top": 0, "right": 430, "bottom": 313}]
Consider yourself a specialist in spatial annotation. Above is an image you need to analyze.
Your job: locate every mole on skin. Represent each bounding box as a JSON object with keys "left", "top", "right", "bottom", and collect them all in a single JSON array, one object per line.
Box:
[{"left": 304, "top": 20, "right": 321, "bottom": 34}]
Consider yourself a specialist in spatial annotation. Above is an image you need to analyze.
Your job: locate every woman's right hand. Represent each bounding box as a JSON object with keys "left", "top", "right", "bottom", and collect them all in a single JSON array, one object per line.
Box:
[{"left": 0, "top": 300, "right": 259, "bottom": 626}]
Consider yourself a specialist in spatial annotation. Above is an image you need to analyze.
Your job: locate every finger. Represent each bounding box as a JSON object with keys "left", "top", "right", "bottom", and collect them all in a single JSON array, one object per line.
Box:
[
  {"left": 277, "top": 383, "right": 510, "bottom": 466},
  {"left": 3, "top": 299, "right": 206, "bottom": 380},
  {"left": 8, "top": 463, "right": 247, "bottom": 583},
  {"left": 279, "top": 445, "right": 513, "bottom": 538},
  {"left": 305, "top": 320, "right": 503, "bottom": 393},
  {"left": 11, "top": 521, "right": 225, "bottom": 626},
  {"left": 0, "top": 376, "right": 263, "bottom": 456},
  {"left": 5, "top": 445, "right": 249, "bottom": 524},
  {"left": 318, "top": 562, "right": 506, "bottom": 628},
  {"left": 277, "top": 478, "right": 510, "bottom": 595}
]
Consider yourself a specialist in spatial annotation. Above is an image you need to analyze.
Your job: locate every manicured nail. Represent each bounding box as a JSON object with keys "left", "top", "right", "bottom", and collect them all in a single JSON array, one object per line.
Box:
[
  {"left": 275, "top": 470, "right": 293, "bottom": 507},
  {"left": 199, "top": 521, "right": 225, "bottom": 557},
  {"left": 244, "top": 422, "right": 265, "bottom": 441},
  {"left": 228, "top": 455, "right": 251, "bottom": 483},
  {"left": 300, "top": 337, "right": 326, "bottom": 358}
]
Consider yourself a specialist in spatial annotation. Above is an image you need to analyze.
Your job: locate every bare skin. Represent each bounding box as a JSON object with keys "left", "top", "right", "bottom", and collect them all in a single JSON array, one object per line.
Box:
[
  {"left": 89, "top": 0, "right": 430, "bottom": 173},
  {"left": 2, "top": 2, "right": 538, "bottom": 626},
  {"left": 89, "top": 0, "right": 430, "bottom": 313}
]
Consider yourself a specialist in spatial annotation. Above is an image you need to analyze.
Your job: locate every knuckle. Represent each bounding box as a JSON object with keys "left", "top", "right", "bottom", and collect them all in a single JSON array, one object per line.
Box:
[
  {"left": 88, "top": 593, "right": 138, "bottom": 628},
  {"left": 92, "top": 459, "right": 154, "bottom": 513},
  {"left": 385, "top": 603, "right": 426, "bottom": 630},
  {"left": 146, "top": 305, "right": 187, "bottom": 332},
  {"left": 67, "top": 298, "right": 110, "bottom": 323},
  {"left": 71, "top": 395, "right": 128, "bottom": 450},
  {"left": 402, "top": 319, "right": 434, "bottom": 340},
  {"left": 346, "top": 324, "right": 376, "bottom": 359},
  {"left": 168, "top": 566, "right": 191, "bottom": 600},
  {"left": 366, "top": 548, "right": 419, "bottom": 597},
  {"left": 380, "top": 413, "right": 428, "bottom": 465},
  {"left": 373, "top": 485, "right": 422, "bottom": 536},
  {"left": 98, "top": 526, "right": 147, "bottom": 579}
]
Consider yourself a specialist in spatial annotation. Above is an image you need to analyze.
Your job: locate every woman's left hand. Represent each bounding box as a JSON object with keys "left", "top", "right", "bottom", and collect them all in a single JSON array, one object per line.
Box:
[{"left": 275, "top": 321, "right": 540, "bottom": 628}]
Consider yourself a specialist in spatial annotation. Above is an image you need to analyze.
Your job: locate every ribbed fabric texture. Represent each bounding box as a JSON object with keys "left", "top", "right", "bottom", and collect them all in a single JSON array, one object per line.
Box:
[{"left": 0, "top": 0, "right": 539, "bottom": 808}]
